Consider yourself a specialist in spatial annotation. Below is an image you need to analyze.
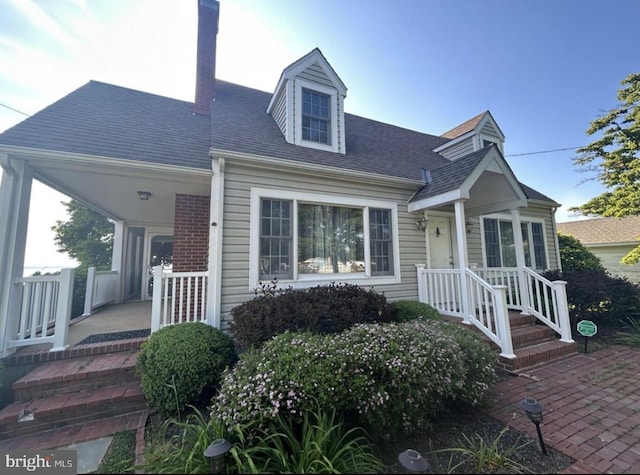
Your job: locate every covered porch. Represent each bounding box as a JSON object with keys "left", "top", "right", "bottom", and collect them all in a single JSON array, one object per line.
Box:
[{"left": 409, "top": 145, "right": 574, "bottom": 359}]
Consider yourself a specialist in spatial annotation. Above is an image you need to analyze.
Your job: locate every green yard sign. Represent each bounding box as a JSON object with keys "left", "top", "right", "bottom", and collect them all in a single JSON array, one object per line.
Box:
[{"left": 577, "top": 320, "right": 597, "bottom": 337}]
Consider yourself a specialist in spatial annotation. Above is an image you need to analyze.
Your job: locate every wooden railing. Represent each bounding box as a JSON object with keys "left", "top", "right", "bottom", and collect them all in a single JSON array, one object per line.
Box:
[
  {"left": 83, "top": 267, "right": 118, "bottom": 316},
  {"left": 150, "top": 265, "right": 209, "bottom": 332},
  {"left": 9, "top": 268, "right": 74, "bottom": 351}
]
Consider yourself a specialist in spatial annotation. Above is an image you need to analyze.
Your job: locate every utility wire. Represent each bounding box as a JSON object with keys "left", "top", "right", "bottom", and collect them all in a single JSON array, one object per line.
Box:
[
  {"left": 0, "top": 102, "right": 30, "bottom": 117},
  {"left": 506, "top": 146, "right": 585, "bottom": 157}
]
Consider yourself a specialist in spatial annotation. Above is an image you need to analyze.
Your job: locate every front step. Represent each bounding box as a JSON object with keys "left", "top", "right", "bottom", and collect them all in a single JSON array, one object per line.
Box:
[
  {"left": 0, "top": 344, "right": 148, "bottom": 440},
  {"left": 499, "top": 339, "right": 578, "bottom": 372}
]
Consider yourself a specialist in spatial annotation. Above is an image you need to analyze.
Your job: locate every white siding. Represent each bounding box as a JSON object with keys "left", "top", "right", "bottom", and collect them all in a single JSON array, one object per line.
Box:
[
  {"left": 298, "top": 64, "right": 334, "bottom": 88},
  {"left": 270, "top": 88, "right": 287, "bottom": 137},
  {"left": 438, "top": 137, "right": 474, "bottom": 161},
  {"left": 219, "top": 163, "right": 427, "bottom": 330}
]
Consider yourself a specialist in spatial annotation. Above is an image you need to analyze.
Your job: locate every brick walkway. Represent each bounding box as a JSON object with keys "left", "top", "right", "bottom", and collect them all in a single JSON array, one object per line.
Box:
[{"left": 488, "top": 346, "right": 640, "bottom": 474}]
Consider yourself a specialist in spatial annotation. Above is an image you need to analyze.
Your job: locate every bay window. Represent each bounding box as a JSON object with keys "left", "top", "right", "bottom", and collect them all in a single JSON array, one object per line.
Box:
[
  {"left": 252, "top": 189, "right": 399, "bottom": 287},
  {"left": 483, "top": 217, "right": 547, "bottom": 269}
]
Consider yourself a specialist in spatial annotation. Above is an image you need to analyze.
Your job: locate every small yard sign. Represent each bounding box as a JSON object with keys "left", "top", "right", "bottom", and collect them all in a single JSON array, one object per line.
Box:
[
  {"left": 577, "top": 320, "right": 597, "bottom": 337},
  {"left": 577, "top": 320, "right": 597, "bottom": 353}
]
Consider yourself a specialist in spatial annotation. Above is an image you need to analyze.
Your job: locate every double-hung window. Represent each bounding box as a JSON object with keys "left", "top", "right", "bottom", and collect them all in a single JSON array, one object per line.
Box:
[
  {"left": 302, "top": 89, "right": 330, "bottom": 144},
  {"left": 483, "top": 217, "right": 547, "bottom": 269},
  {"left": 253, "top": 190, "right": 398, "bottom": 287}
]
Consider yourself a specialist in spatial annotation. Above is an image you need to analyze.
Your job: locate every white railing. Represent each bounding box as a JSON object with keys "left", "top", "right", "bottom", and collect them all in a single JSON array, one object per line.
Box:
[
  {"left": 523, "top": 267, "right": 573, "bottom": 342},
  {"left": 466, "top": 270, "right": 514, "bottom": 357},
  {"left": 415, "top": 266, "right": 463, "bottom": 316},
  {"left": 9, "top": 268, "right": 74, "bottom": 351},
  {"left": 83, "top": 267, "right": 118, "bottom": 316},
  {"left": 151, "top": 265, "right": 209, "bottom": 332},
  {"left": 473, "top": 267, "right": 523, "bottom": 310}
]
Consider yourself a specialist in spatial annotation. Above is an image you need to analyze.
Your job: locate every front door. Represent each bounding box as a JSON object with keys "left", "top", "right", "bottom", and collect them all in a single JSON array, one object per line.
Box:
[
  {"left": 145, "top": 235, "right": 173, "bottom": 299},
  {"left": 428, "top": 217, "right": 453, "bottom": 268}
]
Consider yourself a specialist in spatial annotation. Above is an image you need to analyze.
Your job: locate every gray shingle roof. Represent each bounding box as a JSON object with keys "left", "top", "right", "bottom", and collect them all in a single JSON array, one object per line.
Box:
[
  {"left": 0, "top": 79, "right": 557, "bottom": 205},
  {"left": 557, "top": 216, "right": 640, "bottom": 244}
]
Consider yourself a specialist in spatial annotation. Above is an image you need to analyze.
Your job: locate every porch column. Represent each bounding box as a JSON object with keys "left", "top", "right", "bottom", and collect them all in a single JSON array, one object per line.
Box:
[
  {"left": 111, "top": 220, "right": 126, "bottom": 303},
  {"left": 206, "top": 157, "right": 225, "bottom": 329},
  {"left": 453, "top": 200, "right": 471, "bottom": 323},
  {"left": 0, "top": 156, "right": 33, "bottom": 357},
  {"left": 510, "top": 208, "right": 531, "bottom": 314}
]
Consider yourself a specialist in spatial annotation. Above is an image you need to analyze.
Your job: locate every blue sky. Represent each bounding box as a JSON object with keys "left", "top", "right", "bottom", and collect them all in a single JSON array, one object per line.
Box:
[{"left": 1, "top": 0, "right": 638, "bottom": 270}]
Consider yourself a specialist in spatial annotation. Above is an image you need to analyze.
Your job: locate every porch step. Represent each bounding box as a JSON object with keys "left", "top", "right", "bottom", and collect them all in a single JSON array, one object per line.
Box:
[
  {"left": 510, "top": 324, "right": 556, "bottom": 349},
  {"left": 11, "top": 351, "right": 139, "bottom": 401},
  {"left": 498, "top": 339, "right": 578, "bottom": 372},
  {"left": 0, "top": 349, "right": 148, "bottom": 440}
]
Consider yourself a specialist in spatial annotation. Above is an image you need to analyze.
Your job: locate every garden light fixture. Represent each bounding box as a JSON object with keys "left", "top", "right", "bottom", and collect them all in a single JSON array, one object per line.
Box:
[
  {"left": 519, "top": 397, "right": 548, "bottom": 455},
  {"left": 204, "top": 438, "right": 232, "bottom": 473},
  {"left": 398, "top": 448, "right": 429, "bottom": 473}
]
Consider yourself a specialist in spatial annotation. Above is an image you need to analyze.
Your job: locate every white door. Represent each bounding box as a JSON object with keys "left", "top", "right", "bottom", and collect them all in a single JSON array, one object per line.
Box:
[{"left": 428, "top": 217, "right": 453, "bottom": 268}]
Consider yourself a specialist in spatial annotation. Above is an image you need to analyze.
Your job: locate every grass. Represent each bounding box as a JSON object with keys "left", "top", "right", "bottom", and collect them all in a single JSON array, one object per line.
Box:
[{"left": 90, "top": 430, "right": 136, "bottom": 474}]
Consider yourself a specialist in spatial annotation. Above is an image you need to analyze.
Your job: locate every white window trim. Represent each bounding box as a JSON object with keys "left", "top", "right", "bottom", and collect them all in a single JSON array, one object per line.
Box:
[
  {"left": 249, "top": 187, "right": 401, "bottom": 290},
  {"left": 479, "top": 213, "right": 549, "bottom": 270},
  {"left": 294, "top": 79, "right": 341, "bottom": 153}
]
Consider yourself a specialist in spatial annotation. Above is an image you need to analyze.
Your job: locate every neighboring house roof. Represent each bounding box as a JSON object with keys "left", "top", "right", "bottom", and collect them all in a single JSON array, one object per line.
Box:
[
  {"left": 0, "top": 79, "right": 557, "bottom": 204},
  {"left": 557, "top": 216, "right": 640, "bottom": 245}
]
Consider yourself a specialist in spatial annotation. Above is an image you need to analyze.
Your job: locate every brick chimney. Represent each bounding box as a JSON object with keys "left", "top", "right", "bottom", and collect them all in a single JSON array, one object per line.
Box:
[{"left": 193, "top": 0, "right": 220, "bottom": 115}]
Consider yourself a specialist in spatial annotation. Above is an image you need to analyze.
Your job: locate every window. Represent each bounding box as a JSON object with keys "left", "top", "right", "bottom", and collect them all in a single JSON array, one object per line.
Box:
[
  {"left": 483, "top": 218, "right": 548, "bottom": 269},
  {"left": 253, "top": 190, "right": 398, "bottom": 287},
  {"left": 302, "top": 89, "right": 330, "bottom": 144}
]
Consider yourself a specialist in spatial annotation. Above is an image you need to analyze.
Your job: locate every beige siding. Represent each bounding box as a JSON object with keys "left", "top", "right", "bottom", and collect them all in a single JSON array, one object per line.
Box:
[
  {"left": 438, "top": 137, "right": 474, "bottom": 161},
  {"left": 219, "top": 163, "right": 427, "bottom": 329},
  {"left": 588, "top": 244, "right": 640, "bottom": 283},
  {"left": 298, "top": 64, "right": 334, "bottom": 88},
  {"left": 270, "top": 88, "right": 287, "bottom": 137}
]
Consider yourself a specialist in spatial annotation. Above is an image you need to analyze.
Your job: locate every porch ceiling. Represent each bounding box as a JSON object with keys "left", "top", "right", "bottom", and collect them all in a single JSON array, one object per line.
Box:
[{"left": 26, "top": 154, "right": 211, "bottom": 225}]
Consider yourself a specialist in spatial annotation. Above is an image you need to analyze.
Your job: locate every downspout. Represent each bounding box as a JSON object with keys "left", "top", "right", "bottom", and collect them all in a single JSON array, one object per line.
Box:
[{"left": 206, "top": 154, "right": 225, "bottom": 329}]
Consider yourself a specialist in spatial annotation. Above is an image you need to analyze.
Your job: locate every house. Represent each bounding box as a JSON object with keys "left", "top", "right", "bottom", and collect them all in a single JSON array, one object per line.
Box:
[
  {"left": 558, "top": 216, "right": 640, "bottom": 283},
  {"left": 0, "top": 0, "right": 574, "bottom": 363}
]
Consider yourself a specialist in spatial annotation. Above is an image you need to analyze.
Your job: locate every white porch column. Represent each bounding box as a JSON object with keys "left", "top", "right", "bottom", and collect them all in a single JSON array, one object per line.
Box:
[
  {"left": 111, "top": 220, "right": 126, "bottom": 303},
  {"left": 206, "top": 157, "right": 225, "bottom": 329},
  {"left": 0, "top": 157, "right": 33, "bottom": 357},
  {"left": 453, "top": 200, "right": 471, "bottom": 323},
  {"left": 510, "top": 208, "right": 531, "bottom": 314}
]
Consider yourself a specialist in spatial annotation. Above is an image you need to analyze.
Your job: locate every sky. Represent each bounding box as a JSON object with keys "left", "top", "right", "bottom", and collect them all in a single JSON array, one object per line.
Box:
[{"left": 1, "top": 0, "right": 638, "bottom": 272}]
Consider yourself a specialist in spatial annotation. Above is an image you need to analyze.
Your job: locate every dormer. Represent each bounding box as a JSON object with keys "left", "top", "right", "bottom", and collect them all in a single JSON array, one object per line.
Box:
[
  {"left": 434, "top": 110, "right": 505, "bottom": 160},
  {"left": 267, "top": 48, "right": 347, "bottom": 154}
]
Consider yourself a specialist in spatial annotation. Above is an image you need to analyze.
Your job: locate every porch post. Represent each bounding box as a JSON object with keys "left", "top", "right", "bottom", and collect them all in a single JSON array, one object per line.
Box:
[
  {"left": 0, "top": 156, "right": 33, "bottom": 357},
  {"left": 510, "top": 208, "right": 531, "bottom": 314},
  {"left": 453, "top": 200, "right": 471, "bottom": 323},
  {"left": 111, "top": 220, "right": 126, "bottom": 303},
  {"left": 206, "top": 157, "right": 225, "bottom": 329}
]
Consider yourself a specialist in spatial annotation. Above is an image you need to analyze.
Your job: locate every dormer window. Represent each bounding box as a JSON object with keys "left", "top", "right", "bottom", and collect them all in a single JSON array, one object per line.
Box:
[{"left": 302, "top": 89, "right": 330, "bottom": 144}]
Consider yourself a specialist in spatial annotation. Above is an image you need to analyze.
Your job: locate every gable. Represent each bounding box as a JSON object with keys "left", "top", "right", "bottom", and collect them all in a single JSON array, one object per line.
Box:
[{"left": 435, "top": 110, "right": 505, "bottom": 158}]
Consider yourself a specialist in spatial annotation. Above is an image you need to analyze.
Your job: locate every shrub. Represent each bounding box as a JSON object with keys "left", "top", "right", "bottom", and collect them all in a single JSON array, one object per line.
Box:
[
  {"left": 213, "top": 320, "right": 496, "bottom": 439},
  {"left": 558, "top": 233, "right": 605, "bottom": 272},
  {"left": 136, "top": 322, "right": 237, "bottom": 417},
  {"left": 543, "top": 269, "right": 640, "bottom": 332},
  {"left": 391, "top": 300, "right": 442, "bottom": 322},
  {"left": 228, "top": 281, "right": 393, "bottom": 349}
]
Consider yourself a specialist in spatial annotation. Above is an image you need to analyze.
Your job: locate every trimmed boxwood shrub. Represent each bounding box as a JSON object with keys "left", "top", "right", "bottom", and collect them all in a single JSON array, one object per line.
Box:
[
  {"left": 228, "top": 281, "right": 394, "bottom": 349},
  {"left": 136, "top": 322, "right": 237, "bottom": 417},
  {"left": 212, "top": 319, "right": 496, "bottom": 439},
  {"left": 391, "top": 300, "right": 442, "bottom": 322}
]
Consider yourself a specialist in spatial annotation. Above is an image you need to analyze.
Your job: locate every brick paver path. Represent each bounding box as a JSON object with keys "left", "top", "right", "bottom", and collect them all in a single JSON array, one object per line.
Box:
[{"left": 488, "top": 346, "right": 640, "bottom": 474}]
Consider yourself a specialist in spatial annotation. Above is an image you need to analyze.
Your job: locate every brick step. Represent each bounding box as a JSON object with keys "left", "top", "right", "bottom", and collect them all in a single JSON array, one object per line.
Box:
[
  {"left": 507, "top": 313, "right": 537, "bottom": 328},
  {"left": 510, "top": 324, "right": 557, "bottom": 349},
  {"left": 498, "top": 339, "right": 578, "bottom": 372},
  {"left": 0, "top": 383, "right": 146, "bottom": 440},
  {"left": 12, "top": 351, "right": 139, "bottom": 402}
]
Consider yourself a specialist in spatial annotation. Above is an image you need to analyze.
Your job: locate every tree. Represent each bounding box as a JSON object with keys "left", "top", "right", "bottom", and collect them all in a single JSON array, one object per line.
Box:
[
  {"left": 571, "top": 72, "right": 640, "bottom": 262},
  {"left": 557, "top": 233, "right": 605, "bottom": 272},
  {"left": 51, "top": 200, "right": 114, "bottom": 269}
]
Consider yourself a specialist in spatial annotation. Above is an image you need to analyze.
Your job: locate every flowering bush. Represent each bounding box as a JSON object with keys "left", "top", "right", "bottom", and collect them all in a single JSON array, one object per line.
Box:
[{"left": 212, "top": 320, "right": 496, "bottom": 438}]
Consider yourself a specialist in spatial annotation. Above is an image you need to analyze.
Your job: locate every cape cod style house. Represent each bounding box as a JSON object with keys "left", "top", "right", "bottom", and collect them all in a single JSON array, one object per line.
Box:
[{"left": 0, "top": 0, "right": 574, "bottom": 364}]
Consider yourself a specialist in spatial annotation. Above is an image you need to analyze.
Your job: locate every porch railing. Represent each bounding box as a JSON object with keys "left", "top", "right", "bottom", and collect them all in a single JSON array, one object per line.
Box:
[
  {"left": 83, "top": 267, "right": 118, "bottom": 316},
  {"left": 9, "top": 268, "right": 74, "bottom": 351},
  {"left": 416, "top": 264, "right": 573, "bottom": 357},
  {"left": 150, "top": 265, "right": 209, "bottom": 332}
]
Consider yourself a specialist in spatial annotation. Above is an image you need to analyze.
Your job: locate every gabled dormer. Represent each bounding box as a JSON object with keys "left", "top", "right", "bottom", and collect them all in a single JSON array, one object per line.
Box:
[
  {"left": 434, "top": 110, "right": 505, "bottom": 160},
  {"left": 267, "top": 48, "right": 347, "bottom": 154}
]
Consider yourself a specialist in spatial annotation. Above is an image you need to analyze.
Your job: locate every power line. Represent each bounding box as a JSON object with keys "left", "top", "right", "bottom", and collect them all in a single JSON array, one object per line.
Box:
[
  {"left": 0, "top": 102, "right": 30, "bottom": 117},
  {"left": 506, "top": 146, "right": 585, "bottom": 157}
]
